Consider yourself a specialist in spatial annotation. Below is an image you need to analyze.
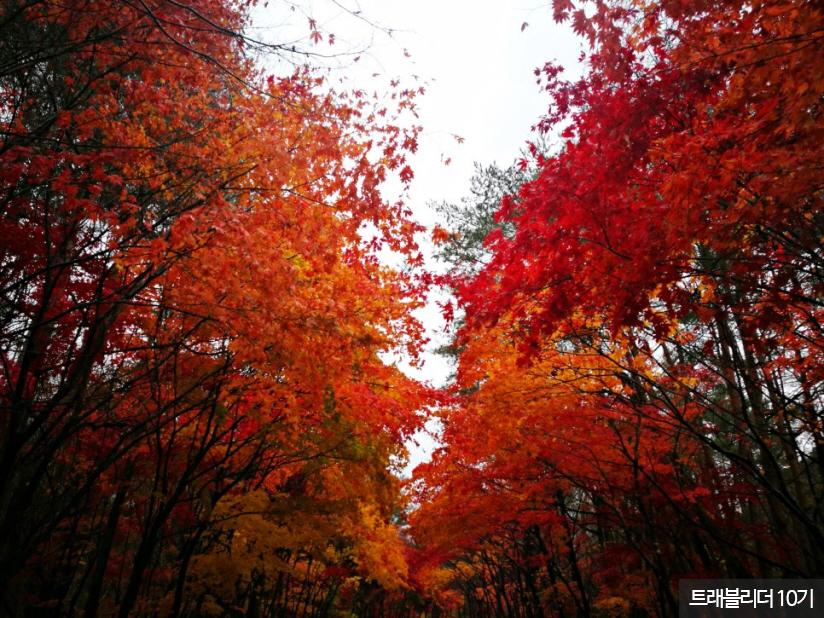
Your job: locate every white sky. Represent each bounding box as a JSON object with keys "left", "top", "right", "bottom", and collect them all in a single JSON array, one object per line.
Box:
[{"left": 250, "top": 1, "right": 583, "bottom": 473}]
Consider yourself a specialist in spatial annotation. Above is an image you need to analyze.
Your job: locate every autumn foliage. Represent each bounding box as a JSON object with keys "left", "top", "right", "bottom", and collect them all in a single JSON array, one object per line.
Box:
[
  {"left": 0, "top": 0, "right": 429, "bottom": 615},
  {"left": 410, "top": 0, "right": 823, "bottom": 616},
  {"left": 2, "top": 0, "right": 823, "bottom": 616}
]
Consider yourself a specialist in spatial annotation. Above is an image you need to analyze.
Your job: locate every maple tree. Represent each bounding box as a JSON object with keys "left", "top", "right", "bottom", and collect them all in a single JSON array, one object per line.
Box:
[
  {"left": 0, "top": 0, "right": 431, "bottom": 615},
  {"left": 410, "top": 0, "right": 823, "bottom": 615}
]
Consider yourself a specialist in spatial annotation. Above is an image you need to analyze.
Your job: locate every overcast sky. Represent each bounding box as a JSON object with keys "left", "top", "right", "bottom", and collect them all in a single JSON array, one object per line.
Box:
[{"left": 251, "top": 0, "right": 583, "bottom": 472}]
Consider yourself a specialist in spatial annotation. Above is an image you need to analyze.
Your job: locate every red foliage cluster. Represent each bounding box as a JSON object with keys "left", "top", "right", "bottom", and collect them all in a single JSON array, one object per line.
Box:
[{"left": 409, "top": 1, "right": 823, "bottom": 615}]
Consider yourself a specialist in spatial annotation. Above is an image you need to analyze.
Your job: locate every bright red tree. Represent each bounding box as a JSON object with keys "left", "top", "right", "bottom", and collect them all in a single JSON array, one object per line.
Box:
[{"left": 411, "top": 0, "right": 823, "bottom": 614}]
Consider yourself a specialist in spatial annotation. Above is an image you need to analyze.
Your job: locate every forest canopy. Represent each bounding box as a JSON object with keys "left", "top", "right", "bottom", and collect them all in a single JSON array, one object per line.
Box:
[{"left": 0, "top": 0, "right": 821, "bottom": 616}]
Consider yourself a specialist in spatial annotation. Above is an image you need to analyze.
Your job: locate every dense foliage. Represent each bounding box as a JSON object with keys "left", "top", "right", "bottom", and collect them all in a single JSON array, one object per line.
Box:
[
  {"left": 2, "top": 0, "right": 822, "bottom": 616},
  {"left": 0, "top": 1, "right": 428, "bottom": 615},
  {"left": 411, "top": 0, "right": 823, "bottom": 615}
]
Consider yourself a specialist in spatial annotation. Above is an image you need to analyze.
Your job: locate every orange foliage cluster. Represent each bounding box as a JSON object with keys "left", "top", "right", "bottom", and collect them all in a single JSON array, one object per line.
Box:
[{"left": 0, "top": 0, "right": 430, "bottom": 615}]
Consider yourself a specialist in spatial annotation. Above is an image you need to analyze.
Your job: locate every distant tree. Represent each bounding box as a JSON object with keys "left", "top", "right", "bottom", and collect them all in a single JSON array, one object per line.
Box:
[{"left": 433, "top": 161, "right": 529, "bottom": 279}]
